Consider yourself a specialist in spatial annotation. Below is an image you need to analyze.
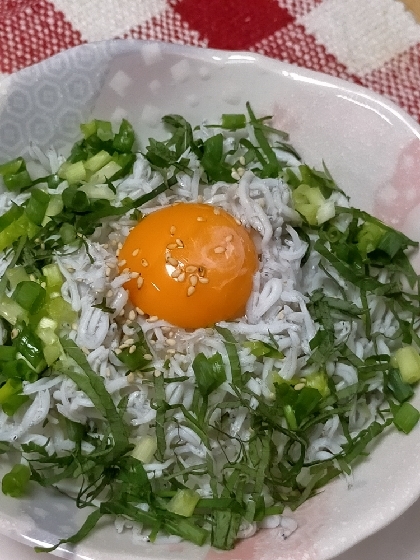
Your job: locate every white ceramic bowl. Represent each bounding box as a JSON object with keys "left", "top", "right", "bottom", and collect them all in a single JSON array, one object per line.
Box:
[{"left": 1, "top": 39, "right": 420, "bottom": 560}]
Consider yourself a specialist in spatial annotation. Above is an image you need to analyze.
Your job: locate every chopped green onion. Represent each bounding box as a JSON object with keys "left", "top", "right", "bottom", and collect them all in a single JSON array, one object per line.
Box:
[
  {"left": 392, "top": 346, "right": 420, "bottom": 384},
  {"left": 393, "top": 402, "right": 420, "bottom": 434},
  {"left": 131, "top": 435, "right": 157, "bottom": 463},
  {"left": 1, "top": 464, "right": 31, "bottom": 497},
  {"left": 12, "top": 281, "right": 46, "bottom": 314},
  {"left": 166, "top": 489, "right": 201, "bottom": 517}
]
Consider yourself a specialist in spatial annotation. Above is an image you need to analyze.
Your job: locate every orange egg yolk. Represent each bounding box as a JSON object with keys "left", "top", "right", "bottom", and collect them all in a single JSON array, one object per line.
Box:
[{"left": 118, "top": 203, "right": 258, "bottom": 329}]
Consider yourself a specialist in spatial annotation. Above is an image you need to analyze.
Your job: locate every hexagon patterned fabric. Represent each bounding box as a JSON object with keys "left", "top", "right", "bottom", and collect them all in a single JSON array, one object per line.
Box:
[{"left": 0, "top": 0, "right": 419, "bottom": 123}]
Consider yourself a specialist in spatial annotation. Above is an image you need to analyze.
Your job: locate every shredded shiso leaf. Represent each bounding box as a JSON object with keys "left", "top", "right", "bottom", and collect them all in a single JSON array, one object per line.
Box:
[{"left": 0, "top": 104, "right": 419, "bottom": 552}]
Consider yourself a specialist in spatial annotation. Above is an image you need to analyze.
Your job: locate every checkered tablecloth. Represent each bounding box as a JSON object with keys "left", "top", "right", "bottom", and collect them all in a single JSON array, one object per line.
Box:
[{"left": 1, "top": 0, "right": 420, "bottom": 123}]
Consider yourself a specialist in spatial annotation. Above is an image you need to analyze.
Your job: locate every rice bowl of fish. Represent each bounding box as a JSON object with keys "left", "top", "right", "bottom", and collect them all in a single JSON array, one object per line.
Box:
[{"left": 0, "top": 40, "right": 420, "bottom": 560}]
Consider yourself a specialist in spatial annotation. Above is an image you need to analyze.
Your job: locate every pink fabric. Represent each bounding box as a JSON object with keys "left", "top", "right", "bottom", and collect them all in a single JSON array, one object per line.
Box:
[{"left": 0, "top": 0, "right": 419, "bottom": 123}]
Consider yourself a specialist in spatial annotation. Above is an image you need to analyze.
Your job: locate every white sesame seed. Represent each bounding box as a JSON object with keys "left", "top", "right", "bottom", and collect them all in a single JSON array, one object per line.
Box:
[
  {"left": 110, "top": 239, "right": 117, "bottom": 247},
  {"left": 119, "top": 309, "right": 125, "bottom": 316},
  {"left": 130, "top": 271, "right": 140, "bottom": 279},
  {"left": 129, "top": 345, "right": 136, "bottom": 354},
  {"left": 71, "top": 322, "right": 78, "bottom": 330},
  {"left": 132, "top": 249, "right": 139, "bottom": 257},
  {"left": 144, "top": 354, "right": 153, "bottom": 361},
  {"left": 166, "top": 338, "right": 176, "bottom": 346},
  {"left": 108, "top": 262, "right": 116, "bottom": 269},
  {"left": 189, "top": 275, "right": 198, "bottom": 286},
  {"left": 136, "top": 307, "right": 144, "bottom": 315},
  {"left": 239, "top": 156, "right": 246, "bottom": 166},
  {"left": 167, "top": 257, "right": 178, "bottom": 267},
  {"left": 122, "top": 268, "right": 130, "bottom": 274},
  {"left": 170, "top": 225, "right": 176, "bottom": 235},
  {"left": 118, "top": 242, "right": 123, "bottom": 250},
  {"left": 214, "top": 246, "right": 225, "bottom": 254},
  {"left": 105, "top": 267, "right": 111, "bottom": 276},
  {"left": 235, "top": 218, "right": 242, "bottom": 225},
  {"left": 141, "top": 259, "right": 148, "bottom": 267},
  {"left": 128, "top": 310, "right": 136, "bottom": 321},
  {"left": 294, "top": 383, "right": 305, "bottom": 391},
  {"left": 171, "top": 269, "right": 181, "bottom": 278},
  {"left": 231, "top": 170, "right": 240, "bottom": 181},
  {"left": 166, "top": 349, "right": 176, "bottom": 355},
  {"left": 106, "top": 289, "right": 113, "bottom": 298},
  {"left": 147, "top": 316, "right": 158, "bottom": 323},
  {"left": 176, "top": 238, "right": 184, "bottom": 248},
  {"left": 199, "top": 277, "right": 209, "bottom": 284},
  {"left": 197, "top": 216, "right": 205, "bottom": 222},
  {"left": 178, "top": 272, "right": 186, "bottom": 282},
  {"left": 137, "top": 277, "right": 144, "bottom": 289},
  {"left": 213, "top": 207, "right": 221, "bottom": 215},
  {"left": 115, "top": 348, "right": 122, "bottom": 355},
  {"left": 154, "top": 369, "right": 162, "bottom": 377},
  {"left": 11, "top": 328, "right": 19, "bottom": 339},
  {"left": 116, "top": 249, "right": 120, "bottom": 257},
  {"left": 118, "top": 259, "right": 127, "bottom": 267},
  {"left": 127, "top": 372, "right": 135, "bottom": 383},
  {"left": 225, "top": 235, "right": 233, "bottom": 243},
  {"left": 103, "top": 243, "right": 109, "bottom": 249},
  {"left": 237, "top": 167, "right": 245, "bottom": 177},
  {"left": 40, "top": 282, "right": 46, "bottom": 289},
  {"left": 167, "top": 243, "right": 178, "bottom": 250},
  {"left": 187, "top": 286, "right": 195, "bottom": 297},
  {"left": 124, "top": 338, "right": 135, "bottom": 345},
  {"left": 185, "top": 265, "right": 197, "bottom": 273}
]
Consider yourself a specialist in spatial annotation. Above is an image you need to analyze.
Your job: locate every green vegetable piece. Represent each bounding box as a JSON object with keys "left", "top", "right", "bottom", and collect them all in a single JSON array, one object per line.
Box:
[
  {"left": 2, "top": 464, "right": 31, "bottom": 497},
  {"left": 80, "top": 120, "right": 97, "bottom": 139},
  {"left": 113, "top": 119, "right": 135, "bottom": 152},
  {"left": 117, "top": 332, "right": 152, "bottom": 372},
  {"left": 6, "top": 266, "right": 30, "bottom": 290},
  {"left": 393, "top": 402, "right": 420, "bottom": 434},
  {"left": 0, "top": 294, "right": 27, "bottom": 326},
  {"left": 42, "top": 263, "right": 64, "bottom": 291},
  {"left": 59, "top": 160, "right": 87, "bottom": 184},
  {"left": 14, "top": 326, "right": 46, "bottom": 374},
  {"left": 192, "top": 352, "right": 226, "bottom": 397},
  {"left": 244, "top": 340, "right": 284, "bottom": 359},
  {"left": 0, "top": 213, "right": 39, "bottom": 252},
  {"left": 12, "top": 281, "right": 46, "bottom": 314},
  {"left": 131, "top": 436, "right": 157, "bottom": 464},
  {"left": 36, "top": 318, "right": 62, "bottom": 366},
  {"left": 221, "top": 113, "right": 246, "bottom": 130},
  {"left": 305, "top": 371, "right": 330, "bottom": 398},
  {"left": 393, "top": 347, "right": 420, "bottom": 385},
  {"left": 386, "top": 368, "right": 414, "bottom": 403},
  {"left": 0, "top": 346, "right": 18, "bottom": 362},
  {"left": 357, "top": 222, "right": 384, "bottom": 256},
  {"left": 84, "top": 150, "right": 112, "bottom": 173},
  {"left": 166, "top": 489, "right": 201, "bottom": 517},
  {"left": 59, "top": 223, "right": 77, "bottom": 245},
  {"left": 3, "top": 169, "right": 32, "bottom": 192},
  {"left": 0, "top": 204, "right": 24, "bottom": 233},
  {"left": 292, "top": 184, "right": 331, "bottom": 226},
  {"left": 0, "top": 157, "right": 25, "bottom": 177},
  {"left": 0, "top": 378, "right": 29, "bottom": 415},
  {"left": 25, "top": 189, "right": 50, "bottom": 226},
  {"left": 45, "top": 296, "right": 77, "bottom": 326}
]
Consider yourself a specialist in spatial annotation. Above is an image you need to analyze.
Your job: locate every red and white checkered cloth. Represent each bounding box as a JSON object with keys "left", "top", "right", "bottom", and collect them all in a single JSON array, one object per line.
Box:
[{"left": 1, "top": 0, "right": 419, "bottom": 123}]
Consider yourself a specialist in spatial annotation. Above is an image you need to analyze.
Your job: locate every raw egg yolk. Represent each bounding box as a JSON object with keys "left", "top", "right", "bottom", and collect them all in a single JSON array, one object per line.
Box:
[{"left": 118, "top": 203, "right": 258, "bottom": 329}]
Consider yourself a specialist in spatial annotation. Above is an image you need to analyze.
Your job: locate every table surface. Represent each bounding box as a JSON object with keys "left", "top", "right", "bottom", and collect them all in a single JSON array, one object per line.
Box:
[{"left": 0, "top": 1, "right": 420, "bottom": 560}]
